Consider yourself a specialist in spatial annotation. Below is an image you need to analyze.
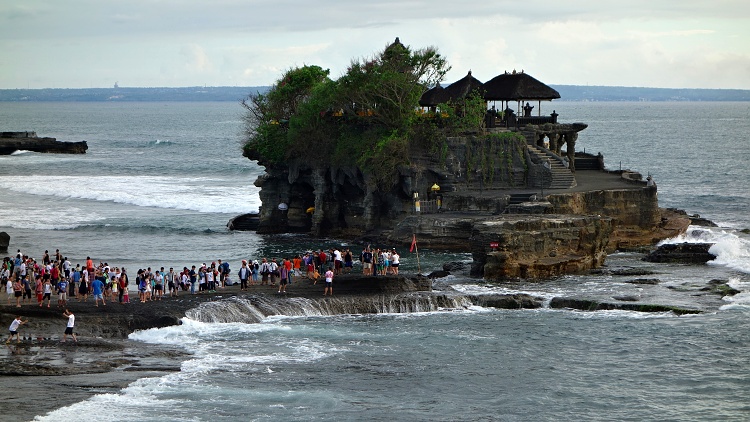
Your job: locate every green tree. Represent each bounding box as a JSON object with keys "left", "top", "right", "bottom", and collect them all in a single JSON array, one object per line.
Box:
[
  {"left": 242, "top": 39, "right": 452, "bottom": 192},
  {"left": 242, "top": 65, "right": 330, "bottom": 164}
]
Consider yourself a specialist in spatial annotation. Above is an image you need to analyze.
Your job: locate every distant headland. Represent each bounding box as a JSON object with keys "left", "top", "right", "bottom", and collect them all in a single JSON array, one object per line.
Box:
[{"left": 1, "top": 85, "right": 749, "bottom": 102}]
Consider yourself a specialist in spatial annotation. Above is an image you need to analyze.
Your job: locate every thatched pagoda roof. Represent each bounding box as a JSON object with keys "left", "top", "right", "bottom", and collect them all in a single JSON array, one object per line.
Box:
[
  {"left": 443, "top": 71, "right": 485, "bottom": 101},
  {"left": 418, "top": 82, "right": 449, "bottom": 107},
  {"left": 483, "top": 72, "right": 560, "bottom": 101}
]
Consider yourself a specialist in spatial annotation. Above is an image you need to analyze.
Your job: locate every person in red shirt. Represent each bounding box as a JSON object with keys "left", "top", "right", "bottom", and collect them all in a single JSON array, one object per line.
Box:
[
  {"left": 50, "top": 264, "right": 60, "bottom": 283},
  {"left": 318, "top": 250, "right": 327, "bottom": 273}
]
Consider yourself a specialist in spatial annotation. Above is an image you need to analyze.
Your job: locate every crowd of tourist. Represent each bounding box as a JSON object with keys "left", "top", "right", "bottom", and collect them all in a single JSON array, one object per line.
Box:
[{"left": 1, "top": 246, "right": 403, "bottom": 307}]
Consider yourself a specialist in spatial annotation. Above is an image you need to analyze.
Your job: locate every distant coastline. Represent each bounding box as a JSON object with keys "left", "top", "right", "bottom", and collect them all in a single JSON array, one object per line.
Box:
[{"left": 1, "top": 85, "right": 749, "bottom": 102}]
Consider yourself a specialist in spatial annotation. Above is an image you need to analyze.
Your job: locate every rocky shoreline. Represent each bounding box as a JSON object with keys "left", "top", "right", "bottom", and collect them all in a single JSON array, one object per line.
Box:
[{"left": 2, "top": 267, "right": 736, "bottom": 421}]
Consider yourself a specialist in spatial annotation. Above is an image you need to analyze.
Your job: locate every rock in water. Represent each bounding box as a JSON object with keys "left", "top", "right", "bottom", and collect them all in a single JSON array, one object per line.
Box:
[
  {"left": 642, "top": 242, "right": 716, "bottom": 264},
  {"left": 0, "top": 232, "right": 8, "bottom": 253}
]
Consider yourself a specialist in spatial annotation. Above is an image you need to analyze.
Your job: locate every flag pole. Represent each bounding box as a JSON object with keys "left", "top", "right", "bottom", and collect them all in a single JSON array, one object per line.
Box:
[
  {"left": 411, "top": 233, "right": 421, "bottom": 275},
  {"left": 415, "top": 241, "right": 421, "bottom": 274}
]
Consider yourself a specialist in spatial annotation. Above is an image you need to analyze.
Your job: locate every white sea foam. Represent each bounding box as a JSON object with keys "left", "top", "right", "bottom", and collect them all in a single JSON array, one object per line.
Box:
[
  {"left": 660, "top": 226, "right": 750, "bottom": 275},
  {"left": 0, "top": 175, "right": 261, "bottom": 214},
  {"left": 0, "top": 202, "right": 105, "bottom": 230},
  {"left": 10, "top": 149, "right": 32, "bottom": 155},
  {"left": 451, "top": 283, "right": 558, "bottom": 301}
]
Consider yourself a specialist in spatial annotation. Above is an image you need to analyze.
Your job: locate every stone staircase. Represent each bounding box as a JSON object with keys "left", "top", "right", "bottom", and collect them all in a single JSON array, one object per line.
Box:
[{"left": 527, "top": 144, "right": 577, "bottom": 189}]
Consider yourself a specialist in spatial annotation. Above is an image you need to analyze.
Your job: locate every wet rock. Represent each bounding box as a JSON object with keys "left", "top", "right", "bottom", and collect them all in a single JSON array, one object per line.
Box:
[
  {"left": 689, "top": 214, "right": 718, "bottom": 227},
  {"left": 625, "top": 278, "right": 661, "bottom": 285},
  {"left": 0, "top": 132, "right": 87, "bottom": 155},
  {"left": 702, "top": 279, "right": 740, "bottom": 297},
  {"left": 227, "top": 212, "right": 260, "bottom": 231},
  {"left": 549, "top": 297, "right": 701, "bottom": 315},
  {"left": 612, "top": 295, "right": 640, "bottom": 302},
  {"left": 427, "top": 270, "right": 451, "bottom": 279},
  {"left": 468, "top": 294, "right": 543, "bottom": 309},
  {"left": 609, "top": 268, "right": 657, "bottom": 276},
  {"left": 0, "top": 232, "right": 8, "bottom": 254},
  {"left": 643, "top": 242, "right": 716, "bottom": 264},
  {"left": 442, "top": 261, "right": 468, "bottom": 272}
]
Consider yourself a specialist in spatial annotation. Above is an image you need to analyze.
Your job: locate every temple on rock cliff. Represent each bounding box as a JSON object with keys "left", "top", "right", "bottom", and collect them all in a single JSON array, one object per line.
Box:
[{"left": 240, "top": 38, "right": 690, "bottom": 279}]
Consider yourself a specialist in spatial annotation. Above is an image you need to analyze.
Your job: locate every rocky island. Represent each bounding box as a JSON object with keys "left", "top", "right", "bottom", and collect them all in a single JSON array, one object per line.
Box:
[
  {"left": 238, "top": 38, "right": 689, "bottom": 279},
  {"left": 0, "top": 131, "right": 88, "bottom": 155}
]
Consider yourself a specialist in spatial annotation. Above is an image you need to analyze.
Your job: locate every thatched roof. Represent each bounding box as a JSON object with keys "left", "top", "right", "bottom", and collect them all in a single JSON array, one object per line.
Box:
[
  {"left": 418, "top": 82, "right": 449, "bottom": 107},
  {"left": 483, "top": 72, "right": 560, "bottom": 101},
  {"left": 444, "top": 71, "right": 485, "bottom": 102}
]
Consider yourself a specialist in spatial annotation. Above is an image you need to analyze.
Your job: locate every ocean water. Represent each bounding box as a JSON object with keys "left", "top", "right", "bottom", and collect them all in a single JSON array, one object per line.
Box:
[{"left": 2, "top": 101, "right": 750, "bottom": 421}]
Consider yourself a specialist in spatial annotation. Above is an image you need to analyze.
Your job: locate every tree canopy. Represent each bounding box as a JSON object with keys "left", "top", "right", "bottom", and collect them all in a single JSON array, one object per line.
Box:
[{"left": 242, "top": 38, "right": 486, "bottom": 190}]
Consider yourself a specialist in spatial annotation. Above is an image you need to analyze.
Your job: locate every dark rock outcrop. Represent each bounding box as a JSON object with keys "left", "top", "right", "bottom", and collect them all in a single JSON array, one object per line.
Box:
[
  {"left": 0, "top": 132, "right": 87, "bottom": 155},
  {"left": 0, "top": 232, "right": 9, "bottom": 254},
  {"left": 643, "top": 242, "right": 716, "bottom": 264},
  {"left": 702, "top": 279, "right": 740, "bottom": 296},
  {"left": 625, "top": 278, "right": 661, "bottom": 285},
  {"left": 689, "top": 214, "right": 718, "bottom": 227},
  {"left": 468, "top": 293, "right": 543, "bottom": 309},
  {"left": 227, "top": 213, "right": 260, "bottom": 231},
  {"left": 549, "top": 297, "right": 701, "bottom": 315}
]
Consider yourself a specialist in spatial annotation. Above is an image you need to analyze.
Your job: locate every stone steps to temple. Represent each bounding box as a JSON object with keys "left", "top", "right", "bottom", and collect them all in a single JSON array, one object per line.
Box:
[{"left": 526, "top": 144, "right": 576, "bottom": 189}]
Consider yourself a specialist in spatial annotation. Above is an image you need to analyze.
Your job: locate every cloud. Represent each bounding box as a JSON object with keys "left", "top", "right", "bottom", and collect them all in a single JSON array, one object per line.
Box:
[{"left": 1, "top": 0, "right": 749, "bottom": 88}]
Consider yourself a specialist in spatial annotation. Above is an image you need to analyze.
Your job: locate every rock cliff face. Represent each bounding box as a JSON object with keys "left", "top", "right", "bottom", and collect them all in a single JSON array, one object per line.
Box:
[
  {"left": 470, "top": 215, "right": 613, "bottom": 279},
  {"left": 251, "top": 133, "right": 534, "bottom": 236},
  {"left": 545, "top": 186, "right": 688, "bottom": 252}
]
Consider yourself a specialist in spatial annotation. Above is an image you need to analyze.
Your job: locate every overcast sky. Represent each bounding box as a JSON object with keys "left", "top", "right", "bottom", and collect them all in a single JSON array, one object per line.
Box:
[{"left": 2, "top": 1, "right": 749, "bottom": 89}]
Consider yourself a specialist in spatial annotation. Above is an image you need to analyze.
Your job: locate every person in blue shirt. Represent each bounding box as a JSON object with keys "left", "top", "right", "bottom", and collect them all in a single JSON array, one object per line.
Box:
[{"left": 91, "top": 275, "right": 105, "bottom": 307}]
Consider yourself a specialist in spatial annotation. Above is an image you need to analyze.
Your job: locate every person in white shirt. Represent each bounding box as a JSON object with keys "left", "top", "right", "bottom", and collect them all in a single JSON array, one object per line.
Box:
[
  {"left": 62, "top": 309, "right": 77, "bottom": 343},
  {"left": 391, "top": 250, "right": 400, "bottom": 275},
  {"left": 6, "top": 315, "right": 27, "bottom": 344}
]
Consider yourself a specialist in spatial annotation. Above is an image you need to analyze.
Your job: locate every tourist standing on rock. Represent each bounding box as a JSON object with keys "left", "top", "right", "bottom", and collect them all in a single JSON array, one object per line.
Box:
[
  {"left": 189, "top": 266, "right": 197, "bottom": 294},
  {"left": 6, "top": 277, "right": 14, "bottom": 306},
  {"left": 6, "top": 315, "right": 27, "bottom": 344},
  {"left": 12, "top": 277, "right": 23, "bottom": 307},
  {"left": 22, "top": 276, "right": 32, "bottom": 305},
  {"left": 318, "top": 250, "right": 327, "bottom": 275},
  {"left": 57, "top": 276, "right": 69, "bottom": 308},
  {"left": 278, "top": 263, "right": 289, "bottom": 294},
  {"left": 333, "top": 249, "right": 343, "bottom": 275},
  {"left": 119, "top": 269, "right": 129, "bottom": 303},
  {"left": 78, "top": 268, "right": 89, "bottom": 302},
  {"left": 70, "top": 265, "right": 81, "bottom": 299},
  {"left": 344, "top": 249, "right": 353, "bottom": 274},
  {"left": 238, "top": 261, "right": 251, "bottom": 291},
  {"left": 91, "top": 275, "right": 105, "bottom": 307},
  {"left": 391, "top": 250, "right": 400, "bottom": 275},
  {"left": 283, "top": 258, "right": 293, "bottom": 285},
  {"left": 324, "top": 267, "right": 334, "bottom": 296},
  {"left": 62, "top": 309, "right": 77, "bottom": 343},
  {"left": 35, "top": 277, "right": 44, "bottom": 305},
  {"left": 293, "top": 255, "right": 302, "bottom": 277},
  {"left": 153, "top": 269, "right": 163, "bottom": 300},
  {"left": 206, "top": 264, "right": 215, "bottom": 292},
  {"left": 361, "top": 248, "right": 373, "bottom": 276},
  {"left": 251, "top": 260, "right": 259, "bottom": 285},
  {"left": 41, "top": 278, "right": 52, "bottom": 308},
  {"left": 166, "top": 267, "right": 176, "bottom": 297},
  {"left": 121, "top": 270, "right": 130, "bottom": 303},
  {"left": 269, "top": 259, "right": 280, "bottom": 286}
]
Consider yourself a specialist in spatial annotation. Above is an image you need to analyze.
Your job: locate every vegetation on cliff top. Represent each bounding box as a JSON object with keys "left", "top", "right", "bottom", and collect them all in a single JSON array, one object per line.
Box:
[{"left": 242, "top": 38, "right": 501, "bottom": 190}]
